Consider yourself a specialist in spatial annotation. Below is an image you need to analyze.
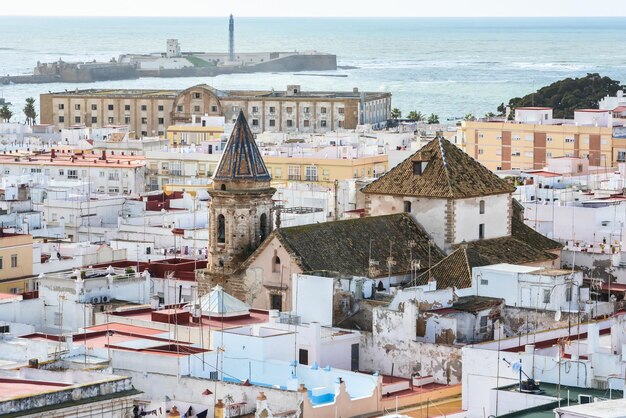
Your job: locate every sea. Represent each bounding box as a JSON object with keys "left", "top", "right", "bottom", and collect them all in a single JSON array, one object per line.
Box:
[{"left": 1, "top": 16, "right": 626, "bottom": 123}]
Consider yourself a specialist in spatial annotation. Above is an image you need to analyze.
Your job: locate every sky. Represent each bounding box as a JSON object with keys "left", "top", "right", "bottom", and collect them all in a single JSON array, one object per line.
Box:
[{"left": 2, "top": 0, "right": 626, "bottom": 17}]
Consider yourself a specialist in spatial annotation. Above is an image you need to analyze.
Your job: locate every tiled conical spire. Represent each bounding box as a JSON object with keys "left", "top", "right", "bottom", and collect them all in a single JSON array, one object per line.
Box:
[{"left": 213, "top": 111, "right": 271, "bottom": 182}]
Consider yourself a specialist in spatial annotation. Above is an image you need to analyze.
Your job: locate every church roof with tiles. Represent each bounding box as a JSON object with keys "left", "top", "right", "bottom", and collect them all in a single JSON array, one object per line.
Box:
[
  {"left": 213, "top": 111, "right": 271, "bottom": 183},
  {"left": 362, "top": 137, "right": 516, "bottom": 198}
]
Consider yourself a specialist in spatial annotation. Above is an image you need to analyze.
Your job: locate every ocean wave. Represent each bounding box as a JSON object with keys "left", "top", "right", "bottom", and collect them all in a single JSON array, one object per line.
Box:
[{"left": 509, "top": 62, "right": 591, "bottom": 71}]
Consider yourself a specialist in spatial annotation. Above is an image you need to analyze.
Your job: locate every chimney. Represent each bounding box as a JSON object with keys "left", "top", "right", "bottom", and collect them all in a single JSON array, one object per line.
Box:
[
  {"left": 215, "top": 399, "right": 225, "bottom": 418},
  {"left": 353, "top": 87, "right": 359, "bottom": 93}
]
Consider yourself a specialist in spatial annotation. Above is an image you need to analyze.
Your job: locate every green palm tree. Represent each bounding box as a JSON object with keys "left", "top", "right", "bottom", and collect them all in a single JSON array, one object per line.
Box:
[
  {"left": 463, "top": 113, "right": 476, "bottom": 121},
  {"left": 427, "top": 113, "right": 439, "bottom": 124},
  {"left": 390, "top": 108, "right": 401, "bottom": 120},
  {"left": 0, "top": 105, "right": 13, "bottom": 123},
  {"left": 407, "top": 111, "right": 424, "bottom": 122},
  {"left": 23, "top": 97, "right": 37, "bottom": 126}
]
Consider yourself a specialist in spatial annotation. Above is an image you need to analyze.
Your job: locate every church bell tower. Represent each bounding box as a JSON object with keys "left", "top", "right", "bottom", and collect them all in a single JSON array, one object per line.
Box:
[{"left": 208, "top": 111, "right": 275, "bottom": 273}]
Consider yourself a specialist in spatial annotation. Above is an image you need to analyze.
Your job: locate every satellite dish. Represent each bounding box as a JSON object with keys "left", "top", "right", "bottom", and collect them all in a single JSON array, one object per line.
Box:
[
  {"left": 512, "top": 362, "right": 522, "bottom": 373},
  {"left": 555, "top": 310, "right": 562, "bottom": 321}
]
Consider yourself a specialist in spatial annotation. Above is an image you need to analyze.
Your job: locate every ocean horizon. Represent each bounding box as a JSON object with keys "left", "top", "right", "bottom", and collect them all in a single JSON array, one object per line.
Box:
[{"left": 1, "top": 16, "right": 625, "bottom": 122}]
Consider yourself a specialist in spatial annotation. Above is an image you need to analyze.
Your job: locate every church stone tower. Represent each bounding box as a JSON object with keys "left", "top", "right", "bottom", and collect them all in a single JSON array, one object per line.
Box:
[{"left": 208, "top": 111, "right": 275, "bottom": 273}]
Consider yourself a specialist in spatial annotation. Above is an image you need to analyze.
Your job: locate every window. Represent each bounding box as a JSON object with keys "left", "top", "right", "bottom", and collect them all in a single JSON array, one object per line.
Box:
[
  {"left": 125, "top": 117, "right": 131, "bottom": 124},
  {"left": 58, "top": 169, "right": 64, "bottom": 176},
  {"left": 74, "top": 116, "right": 81, "bottom": 123},
  {"left": 141, "top": 117, "right": 148, "bottom": 124},
  {"left": 58, "top": 103, "right": 65, "bottom": 110},
  {"left": 321, "top": 107, "right": 327, "bottom": 114},
  {"left": 303, "top": 120, "right": 310, "bottom": 127},
  {"left": 303, "top": 106, "right": 310, "bottom": 113},
  {"left": 141, "top": 131, "right": 148, "bottom": 137},
  {"left": 260, "top": 213, "right": 268, "bottom": 242},
  {"left": 404, "top": 201, "right": 412, "bottom": 213},
  {"left": 158, "top": 105, "right": 164, "bottom": 111},
  {"left": 320, "top": 120, "right": 327, "bottom": 128},
  {"left": 217, "top": 214, "right": 225, "bottom": 243},
  {"left": 479, "top": 316, "right": 488, "bottom": 330},
  {"left": 299, "top": 348, "right": 309, "bottom": 365},
  {"left": 74, "top": 104, "right": 81, "bottom": 110},
  {"left": 252, "top": 119, "right": 259, "bottom": 126},
  {"left": 252, "top": 106, "right": 259, "bottom": 113},
  {"left": 286, "top": 107, "right": 293, "bottom": 114},
  {"left": 108, "top": 104, "right": 114, "bottom": 111},
  {"left": 68, "top": 169, "right": 78, "bottom": 179},
  {"left": 108, "top": 186, "right": 119, "bottom": 193},
  {"left": 211, "top": 105, "right": 217, "bottom": 112},
  {"left": 480, "top": 278, "right": 488, "bottom": 286},
  {"left": 269, "top": 106, "right": 276, "bottom": 114},
  {"left": 543, "top": 289, "right": 551, "bottom": 304},
  {"left": 479, "top": 223, "right": 485, "bottom": 240},
  {"left": 286, "top": 120, "right": 293, "bottom": 128},
  {"left": 565, "top": 285, "right": 573, "bottom": 302},
  {"left": 91, "top": 104, "right": 97, "bottom": 111},
  {"left": 158, "top": 118, "right": 164, "bottom": 125},
  {"left": 269, "top": 119, "right": 276, "bottom": 127},
  {"left": 141, "top": 105, "right": 147, "bottom": 111},
  {"left": 193, "top": 92, "right": 201, "bottom": 99},
  {"left": 125, "top": 104, "right": 131, "bottom": 111},
  {"left": 91, "top": 116, "right": 97, "bottom": 123},
  {"left": 194, "top": 105, "right": 201, "bottom": 112},
  {"left": 274, "top": 168, "right": 282, "bottom": 178},
  {"left": 270, "top": 294, "right": 282, "bottom": 311},
  {"left": 305, "top": 166, "right": 317, "bottom": 181},
  {"left": 547, "top": 136, "right": 553, "bottom": 142},
  {"left": 0, "top": 257, "right": 3, "bottom": 269},
  {"left": 338, "top": 107, "right": 344, "bottom": 114},
  {"left": 565, "top": 137, "right": 575, "bottom": 143},
  {"left": 232, "top": 106, "right": 239, "bottom": 112},
  {"left": 338, "top": 121, "right": 343, "bottom": 128},
  {"left": 58, "top": 116, "right": 65, "bottom": 123},
  {"left": 479, "top": 200, "right": 485, "bottom": 214},
  {"left": 10, "top": 254, "right": 17, "bottom": 268},
  {"left": 177, "top": 105, "right": 183, "bottom": 112},
  {"left": 478, "top": 149, "right": 484, "bottom": 155},
  {"left": 108, "top": 117, "right": 114, "bottom": 124},
  {"left": 108, "top": 171, "right": 120, "bottom": 181},
  {"left": 288, "top": 165, "right": 301, "bottom": 181}
]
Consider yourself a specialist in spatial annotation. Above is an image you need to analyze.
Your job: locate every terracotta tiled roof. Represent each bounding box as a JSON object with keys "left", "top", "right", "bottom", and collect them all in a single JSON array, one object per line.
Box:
[
  {"left": 412, "top": 246, "right": 490, "bottom": 290},
  {"left": 213, "top": 111, "right": 271, "bottom": 182},
  {"left": 274, "top": 213, "right": 445, "bottom": 278},
  {"left": 362, "top": 137, "right": 516, "bottom": 198}
]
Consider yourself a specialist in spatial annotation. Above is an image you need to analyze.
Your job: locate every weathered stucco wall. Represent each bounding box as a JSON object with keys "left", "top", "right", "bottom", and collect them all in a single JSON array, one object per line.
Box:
[
  {"left": 367, "top": 195, "right": 447, "bottom": 250},
  {"left": 243, "top": 236, "right": 303, "bottom": 311},
  {"left": 454, "top": 194, "right": 511, "bottom": 243},
  {"left": 361, "top": 302, "right": 462, "bottom": 383}
]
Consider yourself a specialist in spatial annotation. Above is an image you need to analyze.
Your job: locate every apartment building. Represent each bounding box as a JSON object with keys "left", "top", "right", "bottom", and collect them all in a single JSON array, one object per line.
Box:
[
  {"left": 462, "top": 108, "right": 614, "bottom": 171},
  {"left": 166, "top": 115, "right": 225, "bottom": 146},
  {"left": 145, "top": 146, "right": 387, "bottom": 193},
  {"left": 40, "top": 84, "right": 392, "bottom": 136},
  {"left": 0, "top": 231, "right": 33, "bottom": 294},
  {"left": 0, "top": 149, "right": 146, "bottom": 195}
]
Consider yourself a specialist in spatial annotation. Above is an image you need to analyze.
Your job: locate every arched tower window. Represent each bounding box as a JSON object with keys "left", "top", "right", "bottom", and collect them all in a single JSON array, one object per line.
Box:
[
  {"left": 272, "top": 255, "right": 281, "bottom": 273},
  {"left": 220, "top": 184, "right": 226, "bottom": 191},
  {"left": 217, "top": 214, "right": 225, "bottom": 243},
  {"left": 479, "top": 200, "right": 485, "bottom": 214},
  {"left": 260, "top": 213, "right": 267, "bottom": 242}
]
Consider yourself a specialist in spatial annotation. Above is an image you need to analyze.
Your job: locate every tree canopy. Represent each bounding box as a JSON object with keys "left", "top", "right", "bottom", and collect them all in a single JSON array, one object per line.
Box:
[{"left": 498, "top": 73, "right": 625, "bottom": 119}]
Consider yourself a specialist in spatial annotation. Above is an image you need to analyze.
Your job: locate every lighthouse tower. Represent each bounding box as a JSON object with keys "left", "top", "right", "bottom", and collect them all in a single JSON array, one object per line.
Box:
[{"left": 228, "top": 14, "right": 235, "bottom": 62}]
